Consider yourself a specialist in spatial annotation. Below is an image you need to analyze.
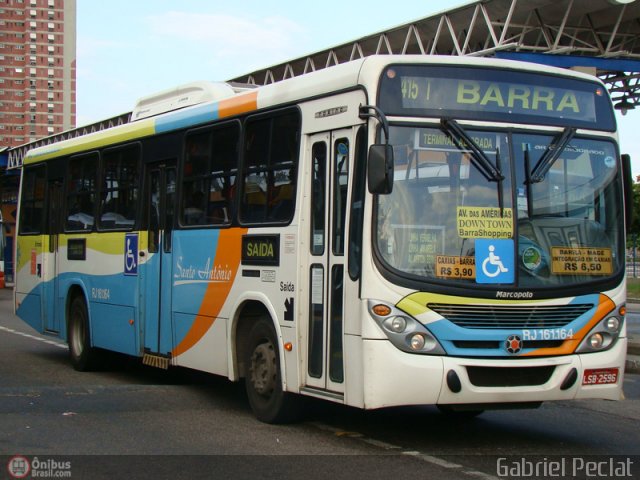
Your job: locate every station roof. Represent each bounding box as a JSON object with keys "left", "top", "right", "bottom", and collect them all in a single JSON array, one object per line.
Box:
[{"left": 228, "top": 0, "right": 640, "bottom": 114}]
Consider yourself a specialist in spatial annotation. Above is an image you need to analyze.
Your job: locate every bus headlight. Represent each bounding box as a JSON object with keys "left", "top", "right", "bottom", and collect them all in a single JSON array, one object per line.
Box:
[
  {"left": 408, "top": 332, "right": 440, "bottom": 352},
  {"left": 409, "top": 334, "right": 425, "bottom": 350},
  {"left": 589, "top": 333, "right": 605, "bottom": 349},
  {"left": 384, "top": 316, "right": 408, "bottom": 333},
  {"left": 369, "top": 300, "right": 446, "bottom": 355},
  {"left": 576, "top": 311, "right": 623, "bottom": 353},
  {"left": 605, "top": 317, "right": 620, "bottom": 333}
]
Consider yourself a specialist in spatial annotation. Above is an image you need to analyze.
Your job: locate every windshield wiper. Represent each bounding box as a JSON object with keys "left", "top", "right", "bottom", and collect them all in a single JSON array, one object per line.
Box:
[
  {"left": 523, "top": 144, "right": 534, "bottom": 218},
  {"left": 529, "top": 127, "right": 576, "bottom": 183},
  {"left": 441, "top": 118, "right": 505, "bottom": 215},
  {"left": 441, "top": 118, "right": 503, "bottom": 182}
]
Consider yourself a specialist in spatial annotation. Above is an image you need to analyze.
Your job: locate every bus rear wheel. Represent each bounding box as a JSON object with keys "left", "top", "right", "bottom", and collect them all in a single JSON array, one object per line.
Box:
[
  {"left": 244, "top": 317, "right": 303, "bottom": 423},
  {"left": 68, "top": 296, "right": 98, "bottom": 371}
]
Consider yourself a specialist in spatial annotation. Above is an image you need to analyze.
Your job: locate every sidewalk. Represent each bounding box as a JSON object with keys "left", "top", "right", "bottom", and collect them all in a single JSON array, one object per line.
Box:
[{"left": 2, "top": 287, "right": 638, "bottom": 373}]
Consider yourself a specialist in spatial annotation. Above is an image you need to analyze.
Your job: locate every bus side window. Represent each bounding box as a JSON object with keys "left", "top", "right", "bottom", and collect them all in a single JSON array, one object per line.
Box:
[
  {"left": 19, "top": 165, "right": 47, "bottom": 234},
  {"left": 240, "top": 109, "right": 300, "bottom": 225},
  {"left": 182, "top": 131, "right": 211, "bottom": 226},
  {"left": 181, "top": 122, "right": 239, "bottom": 226},
  {"left": 208, "top": 124, "right": 239, "bottom": 224},
  {"left": 98, "top": 144, "right": 139, "bottom": 230},
  {"left": 65, "top": 153, "right": 98, "bottom": 232}
]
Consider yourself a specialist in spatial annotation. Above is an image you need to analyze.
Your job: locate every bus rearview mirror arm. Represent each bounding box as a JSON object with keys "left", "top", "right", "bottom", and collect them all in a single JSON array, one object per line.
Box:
[{"left": 359, "top": 105, "right": 394, "bottom": 195}]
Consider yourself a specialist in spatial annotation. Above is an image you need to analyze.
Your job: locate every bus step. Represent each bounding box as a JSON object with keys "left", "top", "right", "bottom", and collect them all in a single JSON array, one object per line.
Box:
[{"left": 142, "top": 353, "right": 170, "bottom": 370}]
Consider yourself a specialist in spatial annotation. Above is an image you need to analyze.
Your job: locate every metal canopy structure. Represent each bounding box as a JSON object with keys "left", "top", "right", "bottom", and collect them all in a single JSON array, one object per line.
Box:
[{"left": 229, "top": 0, "right": 640, "bottom": 113}]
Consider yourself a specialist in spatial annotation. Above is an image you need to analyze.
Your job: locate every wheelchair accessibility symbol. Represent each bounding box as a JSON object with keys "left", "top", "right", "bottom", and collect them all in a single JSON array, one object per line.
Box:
[
  {"left": 475, "top": 239, "right": 514, "bottom": 284},
  {"left": 124, "top": 233, "right": 138, "bottom": 276}
]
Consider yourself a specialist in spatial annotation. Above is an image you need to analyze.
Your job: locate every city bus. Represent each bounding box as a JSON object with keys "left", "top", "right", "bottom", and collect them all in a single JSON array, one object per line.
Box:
[{"left": 14, "top": 55, "right": 631, "bottom": 423}]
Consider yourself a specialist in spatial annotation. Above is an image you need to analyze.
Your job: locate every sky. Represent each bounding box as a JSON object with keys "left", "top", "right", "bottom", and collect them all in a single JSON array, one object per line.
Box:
[{"left": 76, "top": 0, "right": 640, "bottom": 176}]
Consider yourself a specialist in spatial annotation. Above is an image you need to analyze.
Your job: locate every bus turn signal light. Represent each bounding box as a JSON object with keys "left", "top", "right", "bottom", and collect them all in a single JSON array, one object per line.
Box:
[{"left": 372, "top": 304, "right": 392, "bottom": 317}]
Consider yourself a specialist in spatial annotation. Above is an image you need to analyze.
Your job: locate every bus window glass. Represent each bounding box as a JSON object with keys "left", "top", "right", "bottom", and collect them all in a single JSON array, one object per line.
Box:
[
  {"left": 208, "top": 125, "right": 239, "bottom": 224},
  {"left": 332, "top": 139, "right": 349, "bottom": 255},
  {"left": 376, "top": 126, "right": 512, "bottom": 282},
  {"left": 164, "top": 167, "right": 176, "bottom": 253},
  {"left": 182, "top": 124, "right": 239, "bottom": 226},
  {"left": 513, "top": 134, "right": 623, "bottom": 287},
  {"left": 65, "top": 153, "right": 98, "bottom": 231},
  {"left": 19, "top": 165, "right": 46, "bottom": 234},
  {"left": 148, "top": 170, "right": 160, "bottom": 254},
  {"left": 310, "top": 142, "right": 327, "bottom": 256},
  {"left": 98, "top": 145, "right": 139, "bottom": 230},
  {"left": 348, "top": 127, "right": 367, "bottom": 280},
  {"left": 240, "top": 110, "right": 300, "bottom": 224},
  {"left": 375, "top": 125, "right": 623, "bottom": 288},
  {"left": 183, "top": 131, "right": 211, "bottom": 226}
]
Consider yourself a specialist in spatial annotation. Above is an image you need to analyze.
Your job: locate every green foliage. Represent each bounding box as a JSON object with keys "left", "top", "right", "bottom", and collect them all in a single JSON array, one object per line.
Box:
[
  {"left": 628, "top": 277, "right": 640, "bottom": 300},
  {"left": 628, "top": 182, "right": 640, "bottom": 239}
]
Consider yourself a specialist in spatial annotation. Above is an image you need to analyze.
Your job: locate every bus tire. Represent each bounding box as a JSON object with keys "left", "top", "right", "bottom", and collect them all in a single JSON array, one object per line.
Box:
[
  {"left": 244, "top": 317, "right": 303, "bottom": 424},
  {"left": 68, "top": 296, "right": 98, "bottom": 371}
]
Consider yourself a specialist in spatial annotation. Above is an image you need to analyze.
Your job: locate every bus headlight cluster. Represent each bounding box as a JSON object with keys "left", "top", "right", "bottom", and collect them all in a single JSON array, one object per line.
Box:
[
  {"left": 576, "top": 309, "right": 624, "bottom": 354},
  {"left": 369, "top": 300, "right": 446, "bottom": 355}
]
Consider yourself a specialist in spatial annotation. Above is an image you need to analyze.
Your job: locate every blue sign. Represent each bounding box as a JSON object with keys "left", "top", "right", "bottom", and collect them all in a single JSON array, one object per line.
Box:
[
  {"left": 475, "top": 239, "right": 514, "bottom": 284},
  {"left": 124, "top": 233, "right": 138, "bottom": 276}
]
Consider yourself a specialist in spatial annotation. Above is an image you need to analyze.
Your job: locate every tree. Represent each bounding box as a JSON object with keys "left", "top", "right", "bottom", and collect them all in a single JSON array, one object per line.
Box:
[{"left": 630, "top": 181, "right": 640, "bottom": 238}]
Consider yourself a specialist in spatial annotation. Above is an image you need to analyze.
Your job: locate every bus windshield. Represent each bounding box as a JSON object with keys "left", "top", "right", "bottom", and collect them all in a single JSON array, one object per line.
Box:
[{"left": 375, "top": 125, "right": 624, "bottom": 289}]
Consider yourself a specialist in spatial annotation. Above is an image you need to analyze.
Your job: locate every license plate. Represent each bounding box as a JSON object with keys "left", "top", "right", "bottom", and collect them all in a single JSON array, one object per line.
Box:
[{"left": 582, "top": 368, "right": 619, "bottom": 385}]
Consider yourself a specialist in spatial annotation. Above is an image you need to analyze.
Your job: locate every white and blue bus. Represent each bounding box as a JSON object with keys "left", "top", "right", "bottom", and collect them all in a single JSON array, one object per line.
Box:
[{"left": 15, "top": 55, "right": 631, "bottom": 422}]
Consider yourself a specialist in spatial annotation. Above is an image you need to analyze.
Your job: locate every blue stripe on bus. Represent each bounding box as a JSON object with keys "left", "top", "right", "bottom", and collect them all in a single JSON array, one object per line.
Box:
[
  {"left": 154, "top": 103, "right": 220, "bottom": 134},
  {"left": 16, "top": 292, "right": 43, "bottom": 333}
]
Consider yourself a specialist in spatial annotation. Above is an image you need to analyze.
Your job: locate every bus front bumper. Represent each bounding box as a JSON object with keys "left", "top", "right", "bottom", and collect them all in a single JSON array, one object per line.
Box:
[{"left": 361, "top": 338, "right": 626, "bottom": 410}]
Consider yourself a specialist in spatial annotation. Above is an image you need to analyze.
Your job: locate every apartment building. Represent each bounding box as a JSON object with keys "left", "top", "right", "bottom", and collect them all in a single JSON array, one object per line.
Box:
[{"left": 0, "top": 0, "right": 76, "bottom": 147}]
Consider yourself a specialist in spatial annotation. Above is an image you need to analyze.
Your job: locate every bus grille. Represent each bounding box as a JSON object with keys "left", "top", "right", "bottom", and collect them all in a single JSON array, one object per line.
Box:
[
  {"left": 427, "top": 303, "right": 593, "bottom": 329},
  {"left": 466, "top": 366, "right": 555, "bottom": 387}
]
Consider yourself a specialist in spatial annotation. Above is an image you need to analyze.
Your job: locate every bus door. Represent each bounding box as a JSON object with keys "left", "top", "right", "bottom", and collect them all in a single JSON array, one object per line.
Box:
[
  {"left": 42, "top": 178, "right": 63, "bottom": 333},
  {"left": 304, "top": 130, "right": 352, "bottom": 394},
  {"left": 142, "top": 160, "right": 176, "bottom": 364}
]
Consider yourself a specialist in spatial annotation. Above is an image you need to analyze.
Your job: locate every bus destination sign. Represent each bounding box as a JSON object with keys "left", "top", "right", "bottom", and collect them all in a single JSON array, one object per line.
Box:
[
  {"left": 400, "top": 76, "right": 596, "bottom": 122},
  {"left": 378, "top": 65, "right": 614, "bottom": 130}
]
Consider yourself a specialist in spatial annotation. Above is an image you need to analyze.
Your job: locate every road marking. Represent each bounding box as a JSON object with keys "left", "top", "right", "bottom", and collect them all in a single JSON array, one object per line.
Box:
[
  {"left": 311, "top": 421, "right": 500, "bottom": 479},
  {"left": 0, "top": 325, "right": 67, "bottom": 349}
]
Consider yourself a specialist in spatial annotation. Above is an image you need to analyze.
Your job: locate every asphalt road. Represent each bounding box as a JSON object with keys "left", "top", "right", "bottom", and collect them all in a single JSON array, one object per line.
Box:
[{"left": 0, "top": 289, "right": 639, "bottom": 479}]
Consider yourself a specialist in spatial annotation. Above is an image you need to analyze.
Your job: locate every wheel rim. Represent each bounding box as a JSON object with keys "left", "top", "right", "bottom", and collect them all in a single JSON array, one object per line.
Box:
[
  {"left": 71, "top": 314, "right": 84, "bottom": 357},
  {"left": 249, "top": 341, "right": 277, "bottom": 397}
]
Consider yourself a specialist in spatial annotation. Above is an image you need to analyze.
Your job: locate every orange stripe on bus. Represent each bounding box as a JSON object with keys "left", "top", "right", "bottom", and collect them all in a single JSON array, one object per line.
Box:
[
  {"left": 171, "top": 228, "right": 248, "bottom": 357},
  {"left": 219, "top": 91, "right": 258, "bottom": 119},
  {"left": 522, "top": 294, "right": 615, "bottom": 357}
]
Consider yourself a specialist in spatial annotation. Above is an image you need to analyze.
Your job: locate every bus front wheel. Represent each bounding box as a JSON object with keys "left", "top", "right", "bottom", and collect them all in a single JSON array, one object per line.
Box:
[
  {"left": 244, "top": 317, "right": 303, "bottom": 423},
  {"left": 68, "top": 296, "right": 98, "bottom": 371}
]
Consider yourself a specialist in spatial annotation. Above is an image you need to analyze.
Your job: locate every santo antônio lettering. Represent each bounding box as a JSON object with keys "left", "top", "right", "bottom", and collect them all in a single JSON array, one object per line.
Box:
[{"left": 456, "top": 81, "right": 580, "bottom": 113}]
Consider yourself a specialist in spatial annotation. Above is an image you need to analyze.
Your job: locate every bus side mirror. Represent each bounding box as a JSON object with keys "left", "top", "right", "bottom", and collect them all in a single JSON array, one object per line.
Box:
[
  {"left": 368, "top": 144, "right": 394, "bottom": 195},
  {"left": 622, "top": 153, "right": 633, "bottom": 229}
]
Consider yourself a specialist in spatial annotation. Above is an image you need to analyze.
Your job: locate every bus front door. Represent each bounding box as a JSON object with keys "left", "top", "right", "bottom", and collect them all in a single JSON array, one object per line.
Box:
[
  {"left": 42, "top": 178, "right": 63, "bottom": 333},
  {"left": 304, "top": 130, "right": 352, "bottom": 395},
  {"left": 142, "top": 161, "right": 176, "bottom": 366}
]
